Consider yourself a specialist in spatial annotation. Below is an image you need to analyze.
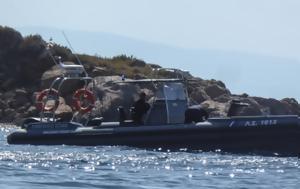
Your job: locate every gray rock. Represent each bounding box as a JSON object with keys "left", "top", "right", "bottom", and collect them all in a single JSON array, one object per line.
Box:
[
  {"left": 214, "top": 94, "right": 232, "bottom": 103},
  {"left": 91, "top": 66, "right": 108, "bottom": 77},
  {"left": 205, "top": 84, "right": 231, "bottom": 99},
  {"left": 41, "top": 65, "right": 84, "bottom": 97},
  {"left": 17, "top": 106, "right": 28, "bottom": 113},
  {"left": 2, "top": 55, "right": 300, "bottom": 124},
  {"left": 200, "top": 100, "right": 228, "bottom": 117},
  {"left": 26, "top": 106, "right": 39, "bottom": 117},
  {"left": 253, "top": 97, "right": 292, "bottom": 115},
  {"left": 1, "top": 78, "right": 16, "bottom": 90},
  {"left": 0, "top": 100, "right": 7, "bottom": 109},
  {"left": 280, "top": 98, "right": 300, "bottom": 115},
  {"left": 189, "top": 87, "right": 210, "bottom": 103},
  {"left": 92, "top": 76, "right": 154, "bottom": 121},
  {"left": 14, "top": 88, "right": 30, "bottom": 107},
  {"left": 15, "top": 88, "right": 28, "bottom": 96},
  {"left": 3, "top": 90, "right": 15, "bottom": 100},
  {"left": 213, "top": 80, "right": 226, "bottom": 88},
  {"left": 2, "top": 108, "right": 16, "bottom": 122},
  {"left": 41, "top": 65, "right": 63, "bottom": 88}
]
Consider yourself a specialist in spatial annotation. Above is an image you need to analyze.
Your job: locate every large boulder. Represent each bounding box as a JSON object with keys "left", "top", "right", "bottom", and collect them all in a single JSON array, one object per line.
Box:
[
  {"left": 280, "top": 98, "right": 300, "bottom": 115},
  {"left": 90, "top": 66, "right": 110, "bottom": 77},
  {"left": 13, "top": 88, "right": 31, "bottom": 107},
  {"left": 0, "top": 99, "right": 8, "bottom": 110},
  {"left": 92, "top": 76, "right": 154, "bottom": 121},
  {"left": 2, "top": 108, "right": 16, "bottom": 122},
  {"left": 189, "top": 87, "right": 210, "bottom": 103},
  {"left": 213, "top": 94, "right": 232, "bottom": 103},
  {"left": 253, "top": 97, "right": 295, "bottom": 115},
  {"left": 1, "top": 78, "right": 16, "bottom": 91},
  {"left": 200, "top": 100, "right": 228, "bottom": 117},
  {"left": 205, "top": 83, "right": 231, "bottom": 99},
  {"left": 200, "top": 97, "right": 264, "bottom": 118},
  {"left": 40, "top": 65, "right": 63, "bottom": 88},
  {"left": 2, "top": 90, "right": 14, "bottom": 107},
  {"left": 41, "top": 63, "right": 84, "bottom": 97}
]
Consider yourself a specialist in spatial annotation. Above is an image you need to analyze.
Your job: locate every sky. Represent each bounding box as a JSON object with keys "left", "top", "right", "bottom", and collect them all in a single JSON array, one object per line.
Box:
[{"left": 1, "top": 0, "right": 300, "bottom": 99}]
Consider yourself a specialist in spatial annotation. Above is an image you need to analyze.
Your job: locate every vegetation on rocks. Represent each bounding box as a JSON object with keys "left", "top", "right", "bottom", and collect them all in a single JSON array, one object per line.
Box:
[{"left": 0, "top": 26, "right": 300, "bottom": 124}]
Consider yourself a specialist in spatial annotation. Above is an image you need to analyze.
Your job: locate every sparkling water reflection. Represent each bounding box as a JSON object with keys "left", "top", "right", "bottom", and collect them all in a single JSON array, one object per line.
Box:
[{"left": 1, "top": 124, "right": 299, "bottom": 188}]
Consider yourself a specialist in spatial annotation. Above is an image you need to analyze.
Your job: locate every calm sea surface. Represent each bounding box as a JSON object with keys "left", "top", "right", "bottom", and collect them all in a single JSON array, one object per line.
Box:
[{"left": 0, "top": 124, "right": 299, "bottom": 189}]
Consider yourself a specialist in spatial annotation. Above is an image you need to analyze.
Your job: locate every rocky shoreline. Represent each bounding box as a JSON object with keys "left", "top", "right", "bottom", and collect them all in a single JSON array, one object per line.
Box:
[
  {"left": 1, "top": 74, "right": 300, "bottom": 125},
  {"left": 1, "top": 26, "right": 300, "bottom": 125}
]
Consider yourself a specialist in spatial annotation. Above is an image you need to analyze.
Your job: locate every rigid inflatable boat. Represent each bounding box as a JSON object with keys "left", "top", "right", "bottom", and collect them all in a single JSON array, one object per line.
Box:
[
  {"left": 7, "top": 114, "right": 300, "bottom": 156},
  {"left": 6, "top": 51, "right": 300, "bottom": 156}
]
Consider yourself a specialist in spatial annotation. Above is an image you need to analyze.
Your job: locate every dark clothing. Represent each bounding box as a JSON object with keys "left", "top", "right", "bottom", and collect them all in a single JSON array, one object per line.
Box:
[
  {"left": 184, "top": 106, "right": 209, "bottom": 123},
  {"left": 118, "top": 106, "right": 126, "bottom": 123},
  {"left": 132, "top": 99, "right": 150, "bottom": 124}
]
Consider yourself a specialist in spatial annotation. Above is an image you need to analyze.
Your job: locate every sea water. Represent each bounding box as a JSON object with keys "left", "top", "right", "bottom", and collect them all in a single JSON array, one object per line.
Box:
[{"left": 0, "top": 124, "right": 299, "bottom": 189}]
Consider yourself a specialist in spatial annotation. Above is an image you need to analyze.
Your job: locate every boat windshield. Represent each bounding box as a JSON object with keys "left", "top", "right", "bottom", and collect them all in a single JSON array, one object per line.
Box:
[{"left": 162, "top": 83, "right": 186, "bottom": 100}]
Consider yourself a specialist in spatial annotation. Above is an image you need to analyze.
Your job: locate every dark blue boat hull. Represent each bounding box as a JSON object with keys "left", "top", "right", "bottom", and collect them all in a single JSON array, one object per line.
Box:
[{"left": 7, "top": 115, "right": 300, "bottom": 156}]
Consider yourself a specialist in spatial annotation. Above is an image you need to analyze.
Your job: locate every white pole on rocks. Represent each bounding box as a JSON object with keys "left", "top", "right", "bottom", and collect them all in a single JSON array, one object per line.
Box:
[{"left": 62, "top": 31, "right": 88, "bottom": 77}]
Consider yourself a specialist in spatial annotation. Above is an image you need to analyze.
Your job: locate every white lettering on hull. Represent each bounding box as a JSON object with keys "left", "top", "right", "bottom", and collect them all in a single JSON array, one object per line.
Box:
[{"left": 244, "top": 120, "right": 277, "bottom": 127}]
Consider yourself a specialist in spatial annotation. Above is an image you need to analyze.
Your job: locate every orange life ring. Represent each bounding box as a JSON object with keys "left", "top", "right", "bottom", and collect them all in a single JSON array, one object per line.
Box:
[
  {"left": 36, "top": 89, "right": 59, "bottom": 112},
  {"left": 73, "top": 88, "right": 95, "bottom": 114}
]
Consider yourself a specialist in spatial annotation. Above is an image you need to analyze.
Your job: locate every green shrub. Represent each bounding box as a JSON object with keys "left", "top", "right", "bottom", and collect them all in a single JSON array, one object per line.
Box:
[{"left": 0, "top": 26, "right": 23, "bottom": 54}]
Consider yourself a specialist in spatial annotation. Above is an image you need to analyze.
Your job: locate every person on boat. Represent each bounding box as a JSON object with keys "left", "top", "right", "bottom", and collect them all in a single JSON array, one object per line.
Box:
[{"left": 132, "top": 92, "right": 150, "bottom": 124}]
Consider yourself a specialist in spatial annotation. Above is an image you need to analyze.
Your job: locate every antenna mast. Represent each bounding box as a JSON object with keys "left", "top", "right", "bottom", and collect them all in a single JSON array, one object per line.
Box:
[{"left": 62, "top": 31, "right": 88, "bottom": 76}]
